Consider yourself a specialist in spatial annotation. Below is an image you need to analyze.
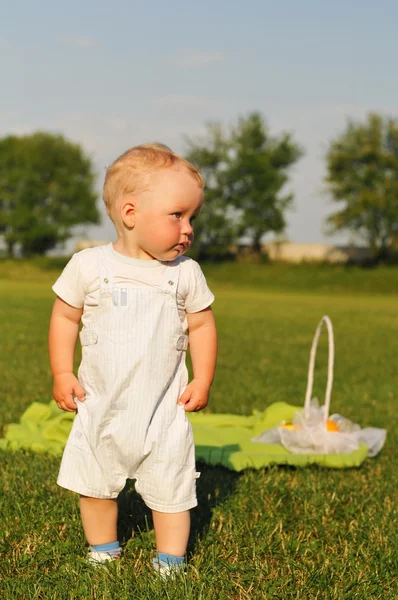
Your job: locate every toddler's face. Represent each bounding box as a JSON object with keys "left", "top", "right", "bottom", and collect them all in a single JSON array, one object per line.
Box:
[{"left": 130, "top": 166, "right": 203, "bottom": 261}]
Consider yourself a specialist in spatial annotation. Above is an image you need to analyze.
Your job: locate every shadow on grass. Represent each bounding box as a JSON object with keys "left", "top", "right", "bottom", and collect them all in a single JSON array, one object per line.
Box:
[{"left": 116, "top": 461, "right": 241, "bottom": 556}]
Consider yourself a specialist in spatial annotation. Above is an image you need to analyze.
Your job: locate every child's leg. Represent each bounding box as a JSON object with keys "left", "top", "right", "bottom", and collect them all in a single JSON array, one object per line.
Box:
[
  {"left": 152, "top": 509, "right": 190, "bottom": 556},
  {"left": 79, "top": 495, "right": 118, "bottom": 545}
]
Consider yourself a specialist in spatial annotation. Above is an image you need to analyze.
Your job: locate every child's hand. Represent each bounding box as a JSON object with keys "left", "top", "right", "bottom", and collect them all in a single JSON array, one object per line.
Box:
[
  {"left": 53, "top": 373, "right": 85, "bottom": 412},
  {"left": 177, "top": 379, "right": 210, "bottom": 412}
]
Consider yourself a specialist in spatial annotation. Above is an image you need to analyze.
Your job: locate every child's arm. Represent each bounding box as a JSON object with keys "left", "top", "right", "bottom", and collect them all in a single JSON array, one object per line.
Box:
[
  {"left": 178, "top": 307, "right": 217, "bottom": 412},
  {"left": 48, "top": 297, "right": 85, "bottom": 412}
]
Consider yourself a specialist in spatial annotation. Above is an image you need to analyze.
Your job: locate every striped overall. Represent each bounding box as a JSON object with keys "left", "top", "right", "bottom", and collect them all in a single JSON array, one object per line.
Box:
[{"left": 57, "top": 248, "right": 197, "bottom": 512}]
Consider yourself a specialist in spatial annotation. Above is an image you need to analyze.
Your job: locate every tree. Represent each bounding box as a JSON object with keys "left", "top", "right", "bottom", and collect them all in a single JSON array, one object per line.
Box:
[
  {"left": 185, "top": 112, "right": 303, "bottom": 258},
  {"left": 184, "top": 124, "right": 240, "bottom": 260},
  {"left": 325, "top": 114, "right": 398, "bottom": 260},
  {"left": 0, "top": 132, "right": 100, "bottom": 257}
]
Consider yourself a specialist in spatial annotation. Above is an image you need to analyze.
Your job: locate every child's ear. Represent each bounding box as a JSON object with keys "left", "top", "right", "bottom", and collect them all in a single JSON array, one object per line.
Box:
[{"left": 120, "top": 199, "right": 136, "bottom": 228}]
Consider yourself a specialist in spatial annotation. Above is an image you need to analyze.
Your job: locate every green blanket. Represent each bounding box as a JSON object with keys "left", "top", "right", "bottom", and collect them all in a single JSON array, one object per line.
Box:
[{"left": 0, "top": 401, "right": 369, "bottom": 469}]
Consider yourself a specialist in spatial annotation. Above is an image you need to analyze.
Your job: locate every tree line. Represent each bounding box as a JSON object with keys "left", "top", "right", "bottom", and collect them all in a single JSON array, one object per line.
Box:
[{"left": 1, "top": 112, "right": 397, "bottom": 261}]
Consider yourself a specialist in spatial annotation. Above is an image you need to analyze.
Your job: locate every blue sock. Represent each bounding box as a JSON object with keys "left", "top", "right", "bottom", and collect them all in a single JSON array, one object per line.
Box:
[
  {"left": 91, "top": 541, "right": 121, "bottom": 556},
  {"left": 156, "top": 552, "right": 185, "bottom": 567}
]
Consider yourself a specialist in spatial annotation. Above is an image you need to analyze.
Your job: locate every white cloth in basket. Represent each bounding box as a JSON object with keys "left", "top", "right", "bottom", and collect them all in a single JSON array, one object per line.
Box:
[
  {"left": 252, "top": 316, "right": 387, "bottom": 457},
  {"left": 253, "top": 399, "right": 386, "bottom": 456}
]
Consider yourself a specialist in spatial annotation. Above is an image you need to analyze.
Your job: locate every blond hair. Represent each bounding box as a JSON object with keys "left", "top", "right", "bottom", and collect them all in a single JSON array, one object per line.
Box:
[{"left": 103, "top": 143, "right": 203, "bottom": 219}]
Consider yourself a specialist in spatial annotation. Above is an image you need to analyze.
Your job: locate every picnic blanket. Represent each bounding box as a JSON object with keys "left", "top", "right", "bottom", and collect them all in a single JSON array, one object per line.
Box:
[{"left": 0, "top": 400, "right": 373, "bottom": 470}]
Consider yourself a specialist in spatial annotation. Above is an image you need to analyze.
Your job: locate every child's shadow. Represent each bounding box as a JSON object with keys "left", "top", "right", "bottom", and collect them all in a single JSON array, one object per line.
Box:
[{"left": 117, "top": 460, "right": 241, "bottom": 556}]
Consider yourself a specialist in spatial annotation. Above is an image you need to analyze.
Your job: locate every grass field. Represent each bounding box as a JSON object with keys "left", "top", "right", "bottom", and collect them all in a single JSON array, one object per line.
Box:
[{"left": 0, "top": 261, "right": 397, "bottom": 599}]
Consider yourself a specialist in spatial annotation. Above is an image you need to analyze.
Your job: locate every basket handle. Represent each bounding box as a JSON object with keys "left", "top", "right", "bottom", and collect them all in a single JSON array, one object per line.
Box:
[{"left": 304, "top": 315, "right": 334, "bottom": 423}]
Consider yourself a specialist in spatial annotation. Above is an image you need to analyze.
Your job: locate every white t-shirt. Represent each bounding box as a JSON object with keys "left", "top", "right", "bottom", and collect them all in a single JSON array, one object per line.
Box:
[{"left": 52, "top": 243, "right": 215, "bottom": 331}]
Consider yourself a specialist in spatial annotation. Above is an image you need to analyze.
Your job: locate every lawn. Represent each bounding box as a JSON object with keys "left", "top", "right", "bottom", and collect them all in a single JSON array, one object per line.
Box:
[{"left": 0, "top": 261, "right": 397, "bottom": 599}]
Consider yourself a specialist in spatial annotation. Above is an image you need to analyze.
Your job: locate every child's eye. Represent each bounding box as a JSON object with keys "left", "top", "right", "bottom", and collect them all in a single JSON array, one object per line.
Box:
[
  {"left": 172, "top": 212, "right": 182, "bottom": 219},
  {"left": 190, "top": 215, "right": 197, "bottom": 224}
]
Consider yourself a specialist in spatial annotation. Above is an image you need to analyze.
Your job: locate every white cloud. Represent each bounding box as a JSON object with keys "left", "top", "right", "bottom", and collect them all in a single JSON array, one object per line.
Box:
[
  {"left": 168, "top": 49, "right": 224, "bottom": 68},
  {"left": 55, "top": 34, "right": 98, "bottom": 48}
]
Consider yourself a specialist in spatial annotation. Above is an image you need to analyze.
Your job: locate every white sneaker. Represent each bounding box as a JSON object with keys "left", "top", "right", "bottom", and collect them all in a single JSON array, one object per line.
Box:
[
  {"left": 152, "top": 558, "right": 185, "bottom": 579},
  {"left": 87, "top": 548, "right": 121, "bottom": 565}
]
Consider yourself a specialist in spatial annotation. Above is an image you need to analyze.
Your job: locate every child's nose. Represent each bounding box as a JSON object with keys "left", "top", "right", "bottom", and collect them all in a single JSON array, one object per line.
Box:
[{"left": 182, "top": 220, "right": 193, "bottom": 235}]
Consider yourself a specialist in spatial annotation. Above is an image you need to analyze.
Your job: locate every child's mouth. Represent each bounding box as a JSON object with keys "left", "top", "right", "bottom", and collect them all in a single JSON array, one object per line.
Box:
[{"left": 175, "top": 243, "right": 187, "bottom": 251}]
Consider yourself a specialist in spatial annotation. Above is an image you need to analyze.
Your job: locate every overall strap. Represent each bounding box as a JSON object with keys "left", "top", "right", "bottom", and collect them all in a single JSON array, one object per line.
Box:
[
  {"left": 161, "top": 259, "right": 182, "bottom": 297},
  {"left": 98, "top": 246, "right": 115, "bottom": 293},
  {"left": 162, "top": 259, "right": 188, "bottom": 352}
]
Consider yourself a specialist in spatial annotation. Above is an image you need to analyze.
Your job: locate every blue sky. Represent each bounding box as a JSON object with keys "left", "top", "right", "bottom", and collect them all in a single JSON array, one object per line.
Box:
[{"left": 1, "top": 0, "right": 397, "bottom": 247}]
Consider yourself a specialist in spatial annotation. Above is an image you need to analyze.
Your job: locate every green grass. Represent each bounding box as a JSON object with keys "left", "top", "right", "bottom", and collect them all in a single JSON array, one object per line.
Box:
[
  {"left": 1, "top": 256, "right": 398, "bottom": 294},
  {"left": 203, "top": 261, "right": 398, "bottom": 296},
  {"left": 0, "top": 263, "right": 397, "bottom": 599}
]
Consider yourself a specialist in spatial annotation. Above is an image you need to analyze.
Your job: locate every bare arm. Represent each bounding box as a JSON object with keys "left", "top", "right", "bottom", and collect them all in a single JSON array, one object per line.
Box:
[
  {"left": 48, "top": 297, "right": 85, "bottom": 412},
  {"left": 178, "top": 307, "right": 217, "bottom": 412}
]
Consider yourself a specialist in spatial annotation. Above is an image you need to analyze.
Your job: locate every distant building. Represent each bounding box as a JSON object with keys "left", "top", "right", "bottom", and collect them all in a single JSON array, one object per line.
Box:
[
  {"left": 75, "top": 240, "right": 110, "bottom": 252},
  {"left": 262, "top": 243, "right": 372, "bottom": 264}
]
